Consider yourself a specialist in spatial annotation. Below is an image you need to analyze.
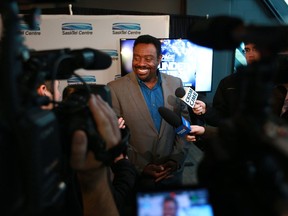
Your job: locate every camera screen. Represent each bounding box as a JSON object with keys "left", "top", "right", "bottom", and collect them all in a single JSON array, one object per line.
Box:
[{"left": 136, "top": 187, "right": 214, "bottom": 216}]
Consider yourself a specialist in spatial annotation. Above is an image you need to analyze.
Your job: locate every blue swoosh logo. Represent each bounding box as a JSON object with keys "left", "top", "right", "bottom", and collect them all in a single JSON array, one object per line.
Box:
[
  {"left": 67, "top": 75, "right": 96, "bottom": 84},
  {"left": 101, "top": 49, "right": 118, "bottom": 57},
  {"left": 62, "top": 23, "right": 93, "bottom": 30},
  {"left": 20, "top": 23, "right": 40, "bottom": 31},
  {"left": 112, "top": 23, "right": 141, "bottom": 30}
]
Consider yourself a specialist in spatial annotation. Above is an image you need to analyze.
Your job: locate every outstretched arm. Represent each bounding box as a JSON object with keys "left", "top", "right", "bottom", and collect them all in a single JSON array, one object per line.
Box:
[{"left": 70, "top": 95, "right": 121, "bottom": 216}]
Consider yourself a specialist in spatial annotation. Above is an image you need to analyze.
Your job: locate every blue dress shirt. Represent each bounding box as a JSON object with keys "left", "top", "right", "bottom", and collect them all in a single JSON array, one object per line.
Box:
[{"left": 138, "top": 75, "right": 164, "bottom": 132}]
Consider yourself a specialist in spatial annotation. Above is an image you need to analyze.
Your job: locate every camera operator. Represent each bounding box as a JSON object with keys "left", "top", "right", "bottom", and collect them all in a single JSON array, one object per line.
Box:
[
  {"left": 36, "top": 80, "right": 62, "bottom": 109},
  {"left": 61, "top": 84, "right": 138, "bottom": 216},
  {"left": 70, "top": 94, "right": 122, "bottom": 216},
  {"left": 36, "top": 81, "right": 123, "bottom": 215}
]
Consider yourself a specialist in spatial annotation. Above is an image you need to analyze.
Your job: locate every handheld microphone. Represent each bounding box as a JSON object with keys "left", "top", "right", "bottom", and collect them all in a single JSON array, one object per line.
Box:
[
  {"left": 175, "top": 87, "right": 198, "bottom": 109},
  {"left": 158, "top": 107, "right": 191, "bottom": 136}
]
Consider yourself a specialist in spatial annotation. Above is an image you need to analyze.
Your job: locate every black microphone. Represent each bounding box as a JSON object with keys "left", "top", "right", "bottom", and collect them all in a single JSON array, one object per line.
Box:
[
  {"left": 158, "top": 107, "right": 191, "bottom": 136},
  {"left": 175, "top": 87, "right": 198, "bottom": 109},
  {"left": 175, "top": 87, "right": 186, "bottom": 98},
  {"left": 187, "top": 15, "right": 288, "bottom": 52}
]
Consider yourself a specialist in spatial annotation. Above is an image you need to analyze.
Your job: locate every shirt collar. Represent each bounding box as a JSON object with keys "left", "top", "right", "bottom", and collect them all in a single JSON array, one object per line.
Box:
[{"left": 137, "top": 70, "right": 162, "bottom": 86}]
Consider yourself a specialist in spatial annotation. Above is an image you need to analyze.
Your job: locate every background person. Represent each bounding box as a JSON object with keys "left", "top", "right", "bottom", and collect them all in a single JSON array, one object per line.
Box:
[
  {"left": 199, "top": 41, "right": 262, "bottom": 126},
  {"left": 36, "top": 80, "right": 62, "bottom": 109}
]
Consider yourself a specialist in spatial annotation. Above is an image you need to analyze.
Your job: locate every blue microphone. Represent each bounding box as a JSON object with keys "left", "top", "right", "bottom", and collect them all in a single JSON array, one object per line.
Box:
[{"left": 158, "top": 107, "right": 191, "bottom": 136}]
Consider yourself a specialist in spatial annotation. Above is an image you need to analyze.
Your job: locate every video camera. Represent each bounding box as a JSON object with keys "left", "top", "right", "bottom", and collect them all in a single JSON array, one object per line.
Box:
[
  {"left": 56, "top": 83, "right": 129, "bottom": 166},
  {"left": 0, "top": 2, "right": 129, "bottom": 216},
  {"left": 188, "top": 15, "right": 288, "bottom": 216}
]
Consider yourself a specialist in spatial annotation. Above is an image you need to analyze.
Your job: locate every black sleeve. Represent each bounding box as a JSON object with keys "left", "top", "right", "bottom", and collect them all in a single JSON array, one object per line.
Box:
[
  {"left": 205, "top": 75, "right": 237, "bottom": 126},
  {"left": 64, "top": 173, "right": 83, "bottom": 216},
  {"left": 110, "top": 158, "right": 139, "bottom": 216}
]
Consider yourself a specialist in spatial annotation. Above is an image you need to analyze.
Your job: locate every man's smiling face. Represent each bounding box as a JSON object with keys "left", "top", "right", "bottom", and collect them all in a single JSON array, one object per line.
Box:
[{"left": 132, "top": 43, "right": 161, "bottom": 82}]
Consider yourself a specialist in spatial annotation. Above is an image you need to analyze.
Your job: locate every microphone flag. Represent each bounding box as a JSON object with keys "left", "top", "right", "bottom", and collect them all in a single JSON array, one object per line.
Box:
[
  {"left": 175, "top": 116, "right": 191, "bottom": 136},
  {"left": 179, "top": 87, "right": 198, "bottom": 108}
]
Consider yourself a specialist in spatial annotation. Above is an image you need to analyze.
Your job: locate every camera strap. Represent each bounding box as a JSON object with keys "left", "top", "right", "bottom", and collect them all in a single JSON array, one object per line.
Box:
[{"left": 90, "top": 127, "right": 130, "bottom": 166}]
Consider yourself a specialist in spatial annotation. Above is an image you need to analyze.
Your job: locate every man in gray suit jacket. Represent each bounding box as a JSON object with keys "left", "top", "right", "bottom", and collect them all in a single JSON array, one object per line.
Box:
[{"left": 107, "top": 35, "right": 191, "bottom": 189}]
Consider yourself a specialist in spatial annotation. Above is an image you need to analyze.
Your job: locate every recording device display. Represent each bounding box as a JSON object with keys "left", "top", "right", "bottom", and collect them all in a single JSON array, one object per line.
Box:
[
  {"left": 119, "top": 38, "right": 213, "bottom": 92},
  {"left": 158, "top": 107, "right": 191, "bottom": 136},
  {"left": 136, "top": 187, "right": 214, "bottom": 216}
]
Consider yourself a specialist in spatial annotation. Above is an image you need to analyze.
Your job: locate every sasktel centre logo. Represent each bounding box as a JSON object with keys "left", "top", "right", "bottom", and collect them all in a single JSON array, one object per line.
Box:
[
  {"left": 112, "top": 23, "right": 141, "bottom": 35},
  {"left": 20, "top": 23, "right": 41, "bottom": 35},
  {"left": 62, "top": 23, "right": 93, "bottom": 35}
]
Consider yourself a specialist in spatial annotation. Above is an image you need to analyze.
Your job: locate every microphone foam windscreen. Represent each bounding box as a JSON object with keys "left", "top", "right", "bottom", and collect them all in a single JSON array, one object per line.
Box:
[
  {"left": 158, "top": 107, "right": 182, "bottom": 127},
  {"left": 175, "top": 87, "right": 186, "bottom": 98}
]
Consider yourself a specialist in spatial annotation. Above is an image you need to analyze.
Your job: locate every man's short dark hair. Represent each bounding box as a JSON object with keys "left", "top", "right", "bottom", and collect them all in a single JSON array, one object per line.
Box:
[
  {"left": 243, "top": 40, "right": 256, "bottom": 46},
  {"left": 133, "top": 34, "right": 162, "bottom": 57},
  {"left": 163, "top": 196, "right": 178, "bottom": 208}
]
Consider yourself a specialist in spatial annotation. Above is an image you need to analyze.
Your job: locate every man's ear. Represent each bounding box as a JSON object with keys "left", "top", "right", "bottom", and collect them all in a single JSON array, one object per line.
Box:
[
  {"left": 37, "top": 84, "right": 47, "bottom": 96},
  {"left": 158, "top": 54, "right": 162, "bottom": 64}
]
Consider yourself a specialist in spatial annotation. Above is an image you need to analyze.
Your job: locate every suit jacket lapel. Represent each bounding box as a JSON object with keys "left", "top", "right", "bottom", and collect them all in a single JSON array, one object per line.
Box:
[
  {"left": 159, "top": 74, "right": 175, "bottom": 138},
  {"left": 127, "top": 72, "right": 158, "bottom": 133}
]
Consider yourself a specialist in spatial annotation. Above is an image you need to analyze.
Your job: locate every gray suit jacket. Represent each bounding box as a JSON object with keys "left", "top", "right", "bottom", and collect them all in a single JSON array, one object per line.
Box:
[{"left": 107, "top": 72, "right": 190, "bottom": 174}]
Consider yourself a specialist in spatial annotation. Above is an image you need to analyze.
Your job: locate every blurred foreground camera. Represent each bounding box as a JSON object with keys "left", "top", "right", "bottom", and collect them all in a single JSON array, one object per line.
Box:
[
  {"left": 0, "top": 2, "right": 121, "bottom": 215},
  {"left": 55, "top": 84, "right": 129, "bottom": 165}
]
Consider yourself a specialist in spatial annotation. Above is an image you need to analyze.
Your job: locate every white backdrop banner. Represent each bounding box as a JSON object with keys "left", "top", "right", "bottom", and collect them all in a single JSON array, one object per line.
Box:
[{"left": 16, "top": 15, "right": 169, "bottom": 92}]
